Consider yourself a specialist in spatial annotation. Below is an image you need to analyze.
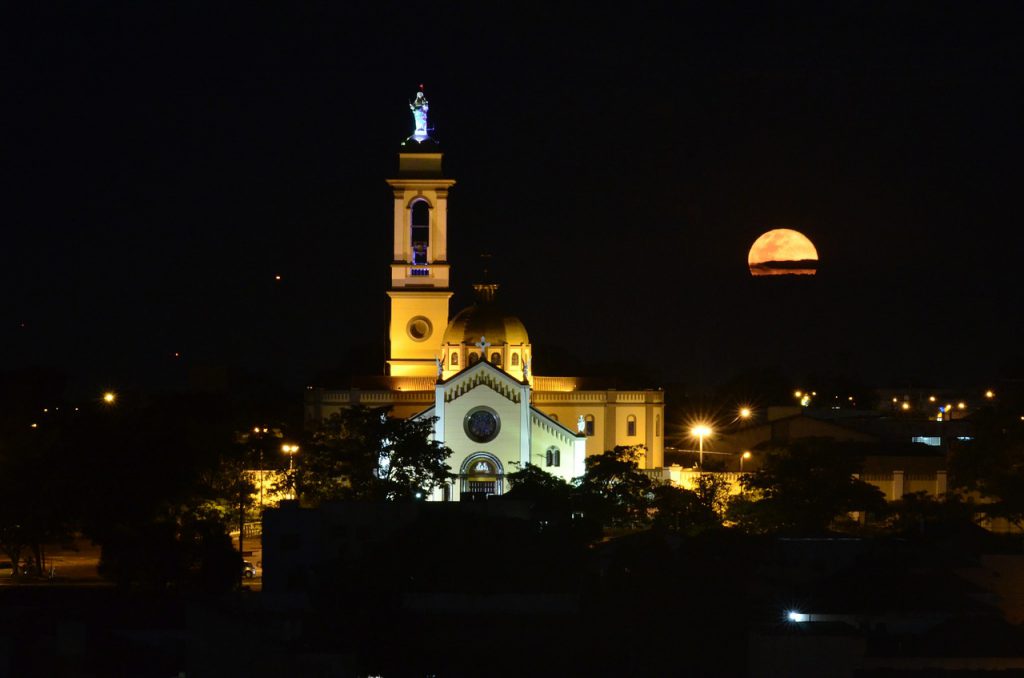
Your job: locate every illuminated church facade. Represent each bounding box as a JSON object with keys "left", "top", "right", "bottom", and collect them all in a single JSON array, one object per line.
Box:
[{"left": 305, "top": 89, "right": 665, "bottom": 500}]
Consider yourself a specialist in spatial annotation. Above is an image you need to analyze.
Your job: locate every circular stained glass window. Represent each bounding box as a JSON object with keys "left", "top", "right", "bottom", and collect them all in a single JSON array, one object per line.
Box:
[{"left": 464, "top": 407, "right": 500, "bottom": 443}]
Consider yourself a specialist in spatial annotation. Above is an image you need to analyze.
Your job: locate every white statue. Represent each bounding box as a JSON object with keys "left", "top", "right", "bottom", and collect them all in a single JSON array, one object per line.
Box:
[
  {"left": 522, "top": 357, "right": 530, "bottom": 380},
  {"left": 435, "top": 356, "right": 443, "bottom": 377},
  {"left": 577, "top": 415, "right": 586, "bottom": 434},
  {"left": 410, "top": 88, "right": 429, "bottom": 137}
]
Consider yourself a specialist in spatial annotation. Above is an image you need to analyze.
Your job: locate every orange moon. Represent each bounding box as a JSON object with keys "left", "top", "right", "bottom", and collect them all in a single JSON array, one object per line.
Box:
[{"left": 748, "top": 228, "right": 819, "bottom": 276}]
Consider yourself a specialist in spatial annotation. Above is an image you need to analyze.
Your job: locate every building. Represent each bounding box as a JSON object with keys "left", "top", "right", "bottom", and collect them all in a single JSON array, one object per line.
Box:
[{"left": 305, "top": 89, "right": 665, "bottom": 500}]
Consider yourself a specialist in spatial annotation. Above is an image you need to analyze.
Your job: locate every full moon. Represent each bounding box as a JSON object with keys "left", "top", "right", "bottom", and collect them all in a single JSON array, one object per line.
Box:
[{"left": 748, "top": 229, "right": 819, "bottom": 276}]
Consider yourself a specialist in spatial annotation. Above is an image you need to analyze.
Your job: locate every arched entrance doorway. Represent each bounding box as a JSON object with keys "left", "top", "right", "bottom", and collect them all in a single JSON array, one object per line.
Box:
[{"left": 460, "top": 452, "right": 504, "bottom": 500}]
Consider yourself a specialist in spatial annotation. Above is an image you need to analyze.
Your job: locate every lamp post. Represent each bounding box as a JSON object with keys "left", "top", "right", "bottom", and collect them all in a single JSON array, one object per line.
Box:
[
  {"left": 740, "top": 451, "right": 751, "bottom": 472},
  {"left": 282, "top": 444, "right": 300, "bottom": 499},
  {"left": 691, "top": 424, "right": 712, "bottom": 469}
]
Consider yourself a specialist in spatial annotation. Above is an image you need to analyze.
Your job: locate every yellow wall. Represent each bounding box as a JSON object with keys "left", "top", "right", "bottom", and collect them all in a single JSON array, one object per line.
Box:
[{"left": 387, "top": 290, "right": 451, "bottom": 376}]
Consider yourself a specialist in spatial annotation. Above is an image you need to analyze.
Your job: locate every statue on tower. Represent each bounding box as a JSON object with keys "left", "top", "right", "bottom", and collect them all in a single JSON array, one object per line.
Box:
[{"left": 409, "top": 85, "right": 429, "bottom": 141}]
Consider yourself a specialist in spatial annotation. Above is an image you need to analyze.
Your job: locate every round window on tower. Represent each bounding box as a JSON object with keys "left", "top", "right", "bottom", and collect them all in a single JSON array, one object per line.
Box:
[
  {"left": 406, "top": 316, "right": 433, "bottom": 342},
  {"left": 464, "top": 406, "right": 501, "bottom": 443}
]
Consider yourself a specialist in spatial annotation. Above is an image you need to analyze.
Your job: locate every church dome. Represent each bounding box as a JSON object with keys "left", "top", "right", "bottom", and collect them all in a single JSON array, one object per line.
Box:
[{"left": 442, "top": 284, "right": 529, "bottom": 346}]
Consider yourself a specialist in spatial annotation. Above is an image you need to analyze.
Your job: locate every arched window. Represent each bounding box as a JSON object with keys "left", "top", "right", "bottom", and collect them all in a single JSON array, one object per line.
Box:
[
  {"left": 626, "top": 415, "right": 637, "bottom": 437},
  {"left": 546, "top": 447, "right": 561, "bottom": 467},
  {"left": 410, "top": 200, "right": 430, "bottom": 264},
  {"left": 584, "top": 414, "right": 595, "bottom": 437},
  {"left": 450, "top": 351, "right": 459, "bottom": 366},
  {"left": 468, "top": 352, "right": 480, "bottom": 365},
  {"left": 511, "top": 353, "right": 519, "bottom": 367},
  {"left": 490, "top": 352, "right": 502, "bottom": 367}
]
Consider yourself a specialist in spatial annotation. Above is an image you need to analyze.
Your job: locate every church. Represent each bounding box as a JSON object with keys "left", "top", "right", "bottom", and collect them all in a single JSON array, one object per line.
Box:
[{"left": 305, "top": 89, "right": 665, "bottom": 500}]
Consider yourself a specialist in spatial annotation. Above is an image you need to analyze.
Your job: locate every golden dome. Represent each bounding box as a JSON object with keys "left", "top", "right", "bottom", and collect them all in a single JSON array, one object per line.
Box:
[{"left": 442, "top": 284, "right": 529, "bottom": 346}]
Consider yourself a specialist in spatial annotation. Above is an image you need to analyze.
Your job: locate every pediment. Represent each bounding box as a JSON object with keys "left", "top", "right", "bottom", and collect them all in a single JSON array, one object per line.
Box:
[{"left": 440, "top": 360, "right": 523, "bottom": 405}]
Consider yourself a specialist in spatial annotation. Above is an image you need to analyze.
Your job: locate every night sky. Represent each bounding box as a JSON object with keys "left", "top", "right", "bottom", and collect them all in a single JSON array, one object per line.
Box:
[{"left": 7, "top": 2, "right": 1023, "bottom": 399}]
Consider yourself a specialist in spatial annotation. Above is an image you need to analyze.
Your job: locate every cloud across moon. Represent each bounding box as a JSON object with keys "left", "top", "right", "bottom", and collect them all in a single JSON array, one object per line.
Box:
[{"left": 748, "top": 229, "right": 819, "bottom": 276}]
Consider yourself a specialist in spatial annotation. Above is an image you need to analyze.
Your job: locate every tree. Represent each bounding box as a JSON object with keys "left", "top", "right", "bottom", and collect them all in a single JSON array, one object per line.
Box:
[
  {"left": 651, "top": 473, "right": 729, "bottom": 534},
  {"left": 882, "top": 490, "right": 979, "bottom": 536},
  {"left": 575, "top": 445, "right": 653, "bottom": 528},
  {"left": 298, "top": 406, "right": 454, "bottom": 503},
  {"left": 727, "top": 438, "right": 886, "bottom": 535},
  {"left": 505, "top": 462, "right": 574, "bottom": 506},
  {"left": 948, "top": 396, "right": 1024, "bottom": 530}
]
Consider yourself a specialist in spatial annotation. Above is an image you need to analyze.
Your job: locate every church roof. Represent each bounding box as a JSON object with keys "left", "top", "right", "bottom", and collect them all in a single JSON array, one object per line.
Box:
[{"left": 442, "top": 284, "right": 529, "bottom": 346}]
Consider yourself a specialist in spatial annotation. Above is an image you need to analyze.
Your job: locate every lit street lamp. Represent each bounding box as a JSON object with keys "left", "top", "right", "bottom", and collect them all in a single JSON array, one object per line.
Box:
[
  {"left": 102, "top": 391, "right": 116, "bottom": 405},
  {"left": 282, "top": 443, "right": 300, "bottom": 472},
  {"left": 282, "top": 443, "right": 300, "bottom": 499},
  {"left": 740, "top": 450, "right": 751, "bottom": 472},
  {"left": 691, "top": 424, "right": 712, "bottom": 469}
]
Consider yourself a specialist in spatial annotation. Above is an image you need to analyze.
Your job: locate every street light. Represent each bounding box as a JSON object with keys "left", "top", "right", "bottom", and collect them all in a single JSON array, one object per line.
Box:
[
  {"left": 281, "top": 443, "right": 299, "bottom": 472},
  {"left": 102, "top": 391, "right": 116, "bottom": 405},
  {"left": 738, "top": 406, "right": 752, "bottom": 421},
  {"left": 282, "top": 444, "right": 300, "bottom": 499},
  {"left": 740, "top": 450, "right": 751, "bottom": 472},
  {"left": 691, "top": 424, "right": 712, "bottom": 469}
]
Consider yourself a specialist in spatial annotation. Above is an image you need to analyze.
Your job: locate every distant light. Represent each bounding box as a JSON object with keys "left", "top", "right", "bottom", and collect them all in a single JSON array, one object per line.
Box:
[
  {"left": 892, "top": 397, "right": 898, "bottom": 403},
  {"left": 800, "top": 395, "right": 811, "bottom": 407},
  {"left": 787, "top": 611, "right": 809, "bottom": 622},
  {"left": 415, "top": 492, "right": 423, "bottom": 499},
  {"left": 103, "top": 392, "right": 116, "bottom": 404},
  {"left": 742, "top": 451, "right": 752, "bottom": 460},
  {"left": 691, "top": 424, "right": 712, "bottom": 437},
  {"left": 794, "top": 390, "right": 802, "bottom": 398},
  {"left": 986, "top": 390, "right": 995, "bottom": 399},
  {"left": 253, "top": 427, "right": 261, "bottom": 434},
  {"left": 928, "top": 395, "right": 936, "bottom": 403},
  {"left": 901, "top": 402, "right": 910, "bottom": 411},
  {"left": 274, "top": 274, "right": 282, "bottom": 281},
  {"left": 957, "top": 402, "right": 966, "bottom": 410},
  {"left": 42, "top": 408, "right": 48, "bottom": 413},
  {"left": 739, "top": 407, "right": 752, "bottom": 419},
  {"left": 30, "top": 423, "right": 38, "bottom": 429}
]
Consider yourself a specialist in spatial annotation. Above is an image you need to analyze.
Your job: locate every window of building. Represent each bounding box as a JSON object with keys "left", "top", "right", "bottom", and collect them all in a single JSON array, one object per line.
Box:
[
  {"left": 464, "top": 407, "right": 501, "bottom": 443},
  {"left": 626, "top": 415, "right": 637, "bottom": 437},
  {"left": 490, "top": 351, "right": 502, "bottom": 367},
  {"left": 511, "top": 353, "right": 519, "bottom": 367},
  {"left": 450, "top": 351, "right": 458, "bottom": 366},
  {"left": 656, "top": 414, "right": 661, "bottom": 437},
  {"left": 468, "top": 352, "right": 480, "bottom": 365},
  {"left": 410, "top": 200, "right": 430, "bottom": 264},
  {"left": 585, "top": 414, "right": 595, "bottom": 437},
  {"left": 545, "top": 447, "right": 561, "bottom": 467}
]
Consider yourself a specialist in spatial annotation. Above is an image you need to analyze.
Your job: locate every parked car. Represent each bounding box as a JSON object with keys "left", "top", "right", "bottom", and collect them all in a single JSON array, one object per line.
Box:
[{"left": 242, "top": 560, "right": 256, "bottom": 578}]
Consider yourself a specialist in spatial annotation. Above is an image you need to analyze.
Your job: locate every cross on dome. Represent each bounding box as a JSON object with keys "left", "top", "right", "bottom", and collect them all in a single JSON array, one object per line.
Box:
[{"left": 475, "top": 336, "right": 491, "bottom": 355}]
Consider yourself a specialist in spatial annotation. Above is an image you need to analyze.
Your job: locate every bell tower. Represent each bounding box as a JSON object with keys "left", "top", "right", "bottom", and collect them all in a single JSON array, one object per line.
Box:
[{"left": 385, "top": 86, "right": 454, "bottom": 377}]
